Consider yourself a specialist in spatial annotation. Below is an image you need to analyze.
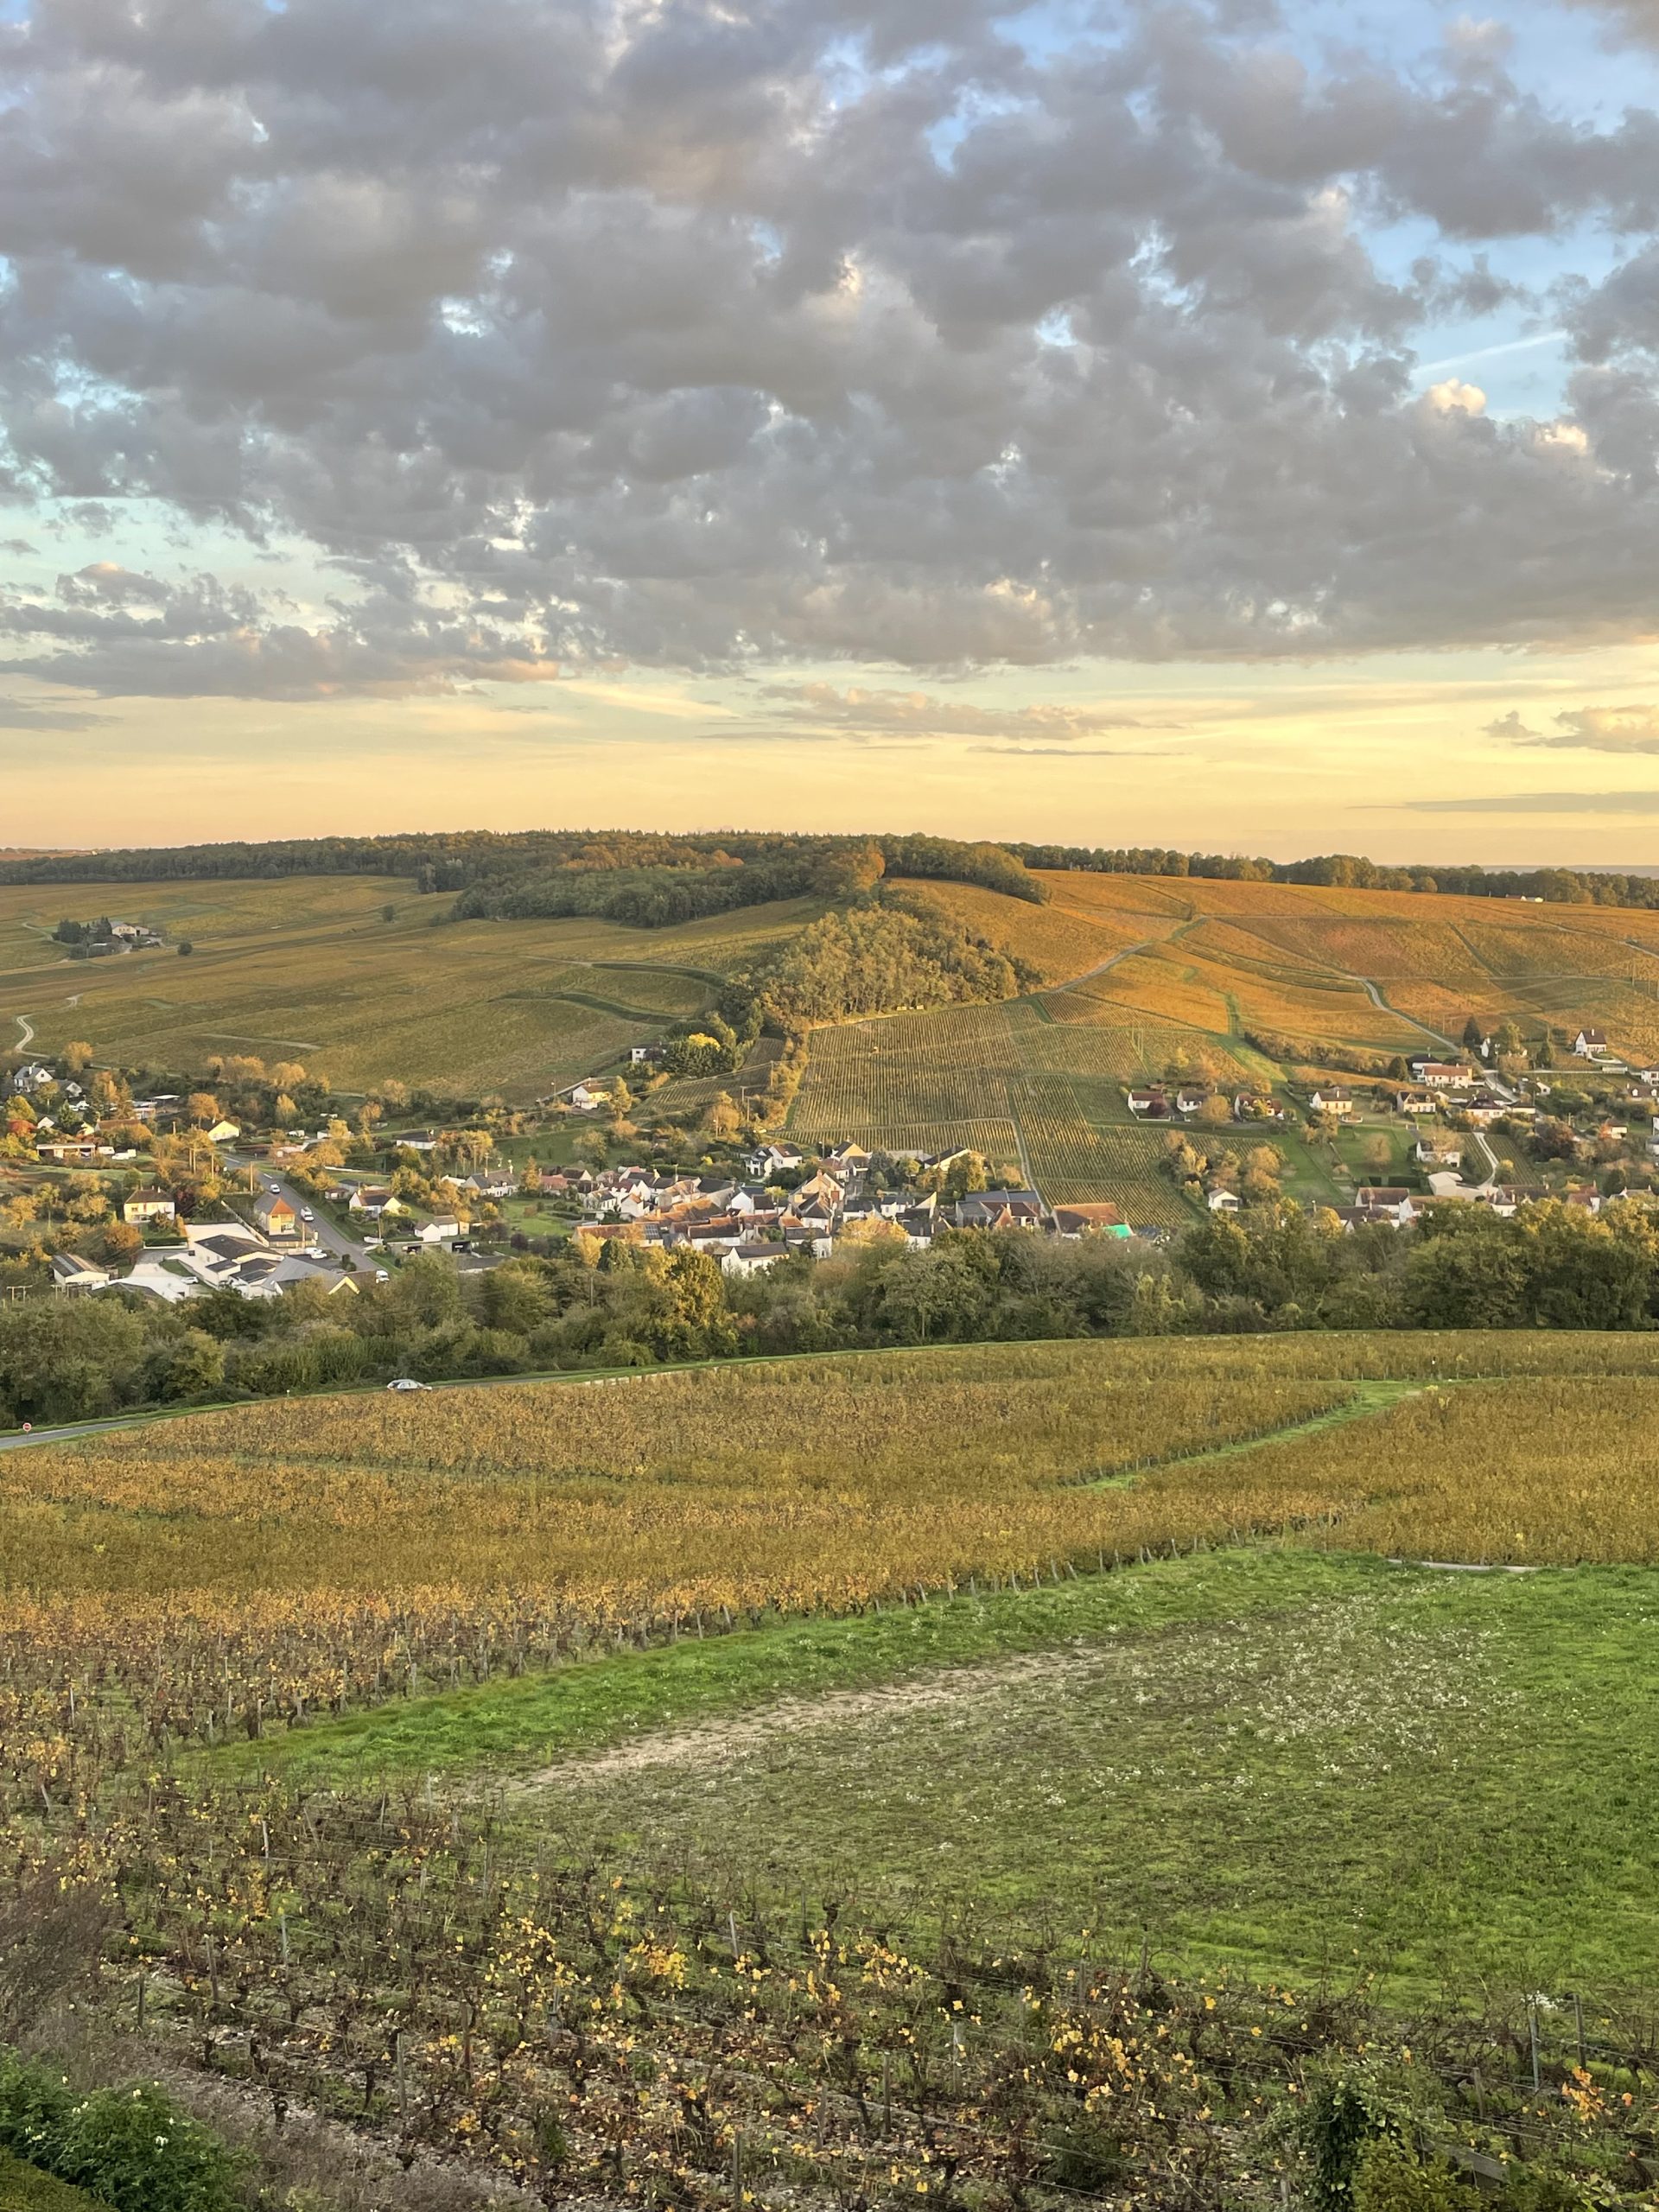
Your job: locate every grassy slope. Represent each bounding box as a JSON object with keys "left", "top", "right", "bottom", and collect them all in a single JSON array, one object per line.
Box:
[
  {"left": 248, "top": 1548, "right": 1659, "bottom": 1997},
  {"left": 0, "top": 877, "right": 819, "bottom": 1098},
  {"left": 0, "top": 2152, "right": 112, "bottom": 2212}
]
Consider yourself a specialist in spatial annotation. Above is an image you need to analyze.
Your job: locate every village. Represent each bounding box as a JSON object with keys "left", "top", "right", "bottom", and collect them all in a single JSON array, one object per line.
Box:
[{"left": 5, "top": 1010, "right": 1659, "bottom": 1313}]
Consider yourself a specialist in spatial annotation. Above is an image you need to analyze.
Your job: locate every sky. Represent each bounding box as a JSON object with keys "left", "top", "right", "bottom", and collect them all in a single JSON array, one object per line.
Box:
[{"left": 8, "top": 0, "right": 1659, "bottom": 861}]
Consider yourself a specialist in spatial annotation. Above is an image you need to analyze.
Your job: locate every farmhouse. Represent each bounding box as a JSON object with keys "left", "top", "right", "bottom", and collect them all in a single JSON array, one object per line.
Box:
[
  {"left": 1307, "top": 1087, "right": 1355, "bottom": 1117},
  {"left": 1205, "top": 1188, "right": 1241, "bottom": 1212},
  {"left": 1573, "top": 1028, "right": 1612, "bottom": 1058},
  {"left": 568, "top": 1082, "right": 607, "bottom": 1112},
  {"left": 1414, "top": 1062, "right": 1473, "bottom": 1090},
  {"left": 1389, "top": 1089, "right": 1436, "bottom": 1116}
]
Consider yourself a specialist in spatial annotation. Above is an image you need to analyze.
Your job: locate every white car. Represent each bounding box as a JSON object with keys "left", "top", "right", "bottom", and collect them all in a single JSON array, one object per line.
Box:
[
  {"left": 301, "top": 1208, "right": 314, "bottom": 1221},
  {"left": 374, "top": 1268, "right": 390, "bottom": 1282},
  {"left": 267, "top": 1182, "right": 280, "bottom": 1194},
  {"left": 386, "top": 1377, "right": 429, "bottom": 1393}
]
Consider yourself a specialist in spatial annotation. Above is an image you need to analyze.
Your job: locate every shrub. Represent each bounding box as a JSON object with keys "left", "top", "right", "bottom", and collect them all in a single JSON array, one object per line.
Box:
[{"left": 0, "top": 2057, "right": 243, "bottom": 2212}]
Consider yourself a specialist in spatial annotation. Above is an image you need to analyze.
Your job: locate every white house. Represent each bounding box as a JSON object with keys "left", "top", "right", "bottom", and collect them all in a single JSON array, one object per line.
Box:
[
  {"left": 719, "top": 1242, "right": 788, "bottom": 1280},
  {"left": 569, "top": 1082, "right": 607, "bottom": 1112},
  {"left": 1205, "top": 1188, "right": 1241, "bottom": 1212},
  {"left": 1574, "top": 1028, "right": 1610, "bottom": 1058}
]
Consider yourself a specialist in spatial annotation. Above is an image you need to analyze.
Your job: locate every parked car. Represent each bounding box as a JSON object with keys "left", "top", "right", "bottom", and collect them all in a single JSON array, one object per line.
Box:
[
  {"left": 386, "top": 1377, "right": 429, "bottom": 1393},
  {"left": 374, "top": 1268, "right": 390, "bottom": 1282},
  {"left": 301, "top": 1207, "right": 314, "bottom": 1221}
]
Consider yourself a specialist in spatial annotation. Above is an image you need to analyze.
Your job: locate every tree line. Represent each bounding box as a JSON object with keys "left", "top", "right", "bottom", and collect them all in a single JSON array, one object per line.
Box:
[{"left": 10, "top": 1196, "right": 1659, "bottom": 1428}]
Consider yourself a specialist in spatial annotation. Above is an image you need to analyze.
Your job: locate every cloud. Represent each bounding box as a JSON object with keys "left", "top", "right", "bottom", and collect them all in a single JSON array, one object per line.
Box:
[
  {"left": 752, "top": 683, "right": 1166, "bottom": 741},
  {"left": 1, "top": 0, "right": 1659, "bottom": 689},
  {"left": 1484, "top": 703, "right": 1659, "bottom": 753},
  {"left": 0, "top": 564, "right": 556, "bottom": 698},
  {"left": 1393, "top": 790, "right": 1659, "bottom": 812},
  {"left": 0, "top": 696, "right": 112, "bottom": 730}
]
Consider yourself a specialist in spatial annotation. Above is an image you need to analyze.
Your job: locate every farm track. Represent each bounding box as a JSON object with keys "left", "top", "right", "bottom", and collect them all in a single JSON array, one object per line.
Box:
[
  {"left": 1082, "top": 1378, "right": 1431, "bottom": 1489},
  {"left": 518, "top": 1645, "right": 1105, "bottom": 1791}
]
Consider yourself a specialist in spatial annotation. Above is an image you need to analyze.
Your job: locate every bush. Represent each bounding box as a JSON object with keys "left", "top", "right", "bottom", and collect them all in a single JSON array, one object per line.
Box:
[{"left": 0, "top": 2056, "right": 243, "bottom": 2212}]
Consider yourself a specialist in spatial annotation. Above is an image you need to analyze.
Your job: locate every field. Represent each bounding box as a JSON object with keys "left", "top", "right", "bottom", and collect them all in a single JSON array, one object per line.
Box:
[
  {"left": 0, "top": 877, "right": 818, "bottom": 1100},
  {"left": 784, "top": 869, "right": 1659, "bottom": 1216},
  {"left": 8, "top": 1335, "right": 1659, "bottom": 2199}
]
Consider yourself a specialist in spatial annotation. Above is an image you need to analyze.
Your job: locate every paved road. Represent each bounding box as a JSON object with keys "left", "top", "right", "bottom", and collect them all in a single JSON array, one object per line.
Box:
[
  {"left": 230, "top": 1160, "right": 378, "bottom": 1270},
  {"left": 0, "top": 1413, "right": 149, "bottom": 1452}
]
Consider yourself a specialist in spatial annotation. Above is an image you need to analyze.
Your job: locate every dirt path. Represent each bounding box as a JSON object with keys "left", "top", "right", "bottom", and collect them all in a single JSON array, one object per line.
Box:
[{"left": 518, "top": 1646, "right": 1106, "bottom": 1792}]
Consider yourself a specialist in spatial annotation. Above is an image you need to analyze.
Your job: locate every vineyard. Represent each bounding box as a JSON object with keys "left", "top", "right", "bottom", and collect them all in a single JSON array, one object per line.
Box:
[
  {"left": 0, "top": 876, "right": 810, "bottom": 1100},
  {"left": 5, "top": 1338, "right": 1659, "bottom": 2202}
]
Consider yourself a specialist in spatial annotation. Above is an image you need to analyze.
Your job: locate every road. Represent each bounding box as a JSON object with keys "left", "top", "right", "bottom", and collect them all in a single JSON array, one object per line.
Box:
[
  {"left": 0, "top": 1413, "right": 147, "bottom": 1453},
  {"left": 11, "top": 1014, "right": 33, "bottom": 1051},
  {"left": 230, "top": 1160, "right": 378, "bottom": 1270}
]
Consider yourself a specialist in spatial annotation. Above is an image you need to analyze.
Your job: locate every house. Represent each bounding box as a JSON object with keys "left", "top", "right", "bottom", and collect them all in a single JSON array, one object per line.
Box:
[
  {"left": 254, "top": 1192, "right": 299, "bottom": 1237},
  {"left": 823, "top": 1142, "right": 874, "bottom": 1176},
  {"left": 130, "top": 1096, "right": 181, "bottom": 1123},
  {"left": 1174, "top": 1087, "right": 1210, "bottom": 1117},
  {"left": 1307, "top": 1087, "right": 1355, "bottom": 1117},
  {"left": 1414, "top": 1062, "right": 1474, "bottom": 1090},
  {"left": 720, "top": 1242, "right": 788, "bottom": 1280},
  {"left": 895, "top": 1207, "right": 937, "bottom": 1249},
  {"left": 1484, "top": 1185, "right": 1546, "bottom": 1218},
  {"left": 1564, "top": 1185, "right": 1604, "bottom": 1214},
  {"left": 1126, "top": 1087, "right": 1170, "bottom": 1118},
  {"left": 1053, "top": 1204, "right": 1132, "bottom": 1239},
  {"left": 1574, "top": 1028, "right": 1610, "bottom": 1058},
  {"left": 796, "top": 1171, "right": 846, "bottom": 1210},
  {"left": 1205, "top": 1188, "right": 1241, "bottom": 1212},
  {"left": 1389, "top": 1090, "right": 1437, "bottom": 1117},
  {"left": 1233, "top": 1091, "right": 1287, "bottom": 1122},
  {"left": 1464, "top": 1093, "right": 1508, "bottom": 1128},
  {"left": 122, "top": 1185, "right": 176, "bottom": 1225},
  {"left": 955, "top": 1190, "right": 1045, "bottom": 1230},
  {"left": 205, "top": 1120, "right": 240, "bottom": 1143},
  {"left": 388, "top": 1129, "right": 441, "bottom": 1153},
  {"left": 1353, "top": 1186, "right": 1416, "bottom": 1224},
  {"left": 408, "top": 1216, "right": 465, "bottom": 1246},
  {"left": 463, "top": 1166, "right": 518, "bottom": 1198},
  {"left": 36, "top": 1139, "right": 99, "bottom": 1162},
  {"left": 1332, "top": 1205, "right": 1402, "bottom": 1233},
  {"left": 347, "top": 1187, "right": 401, "bottom": 1217},
  {"left": 629, "top": 1044, "right": 665, "bottom": 1066},
  {"left": 51, "top": 1252, "right": 110, "bottom": 1292},
  {"left": 1415, "top": 1133, "right": 1464, "bottom": 1166},
  {"left": 10, "top": 1063, "right": 54, "bottom": 1096},
  {"left": 568, "top": 1083, "right": 607, "bottom": 1112}
]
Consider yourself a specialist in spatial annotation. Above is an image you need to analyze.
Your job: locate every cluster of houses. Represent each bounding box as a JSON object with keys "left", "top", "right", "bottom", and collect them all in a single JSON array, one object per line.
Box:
[
  {"left": 52, "top": 1220, "right": 359, "bottom": 1304},
  {"left": 547, "top": 1140, "right": 1129, "bottom": 1270}
]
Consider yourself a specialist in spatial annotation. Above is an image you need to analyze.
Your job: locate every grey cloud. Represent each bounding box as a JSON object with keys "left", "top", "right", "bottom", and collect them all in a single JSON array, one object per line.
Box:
[
  {"left": 0, "top": 566, "right": 556, "bottom": 697},
  {"left": 2, "top": 1, "right": 1658, "bottom": 690},
  {"left": 0, "top": 696, "right": 112, "bottom": 729}
]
